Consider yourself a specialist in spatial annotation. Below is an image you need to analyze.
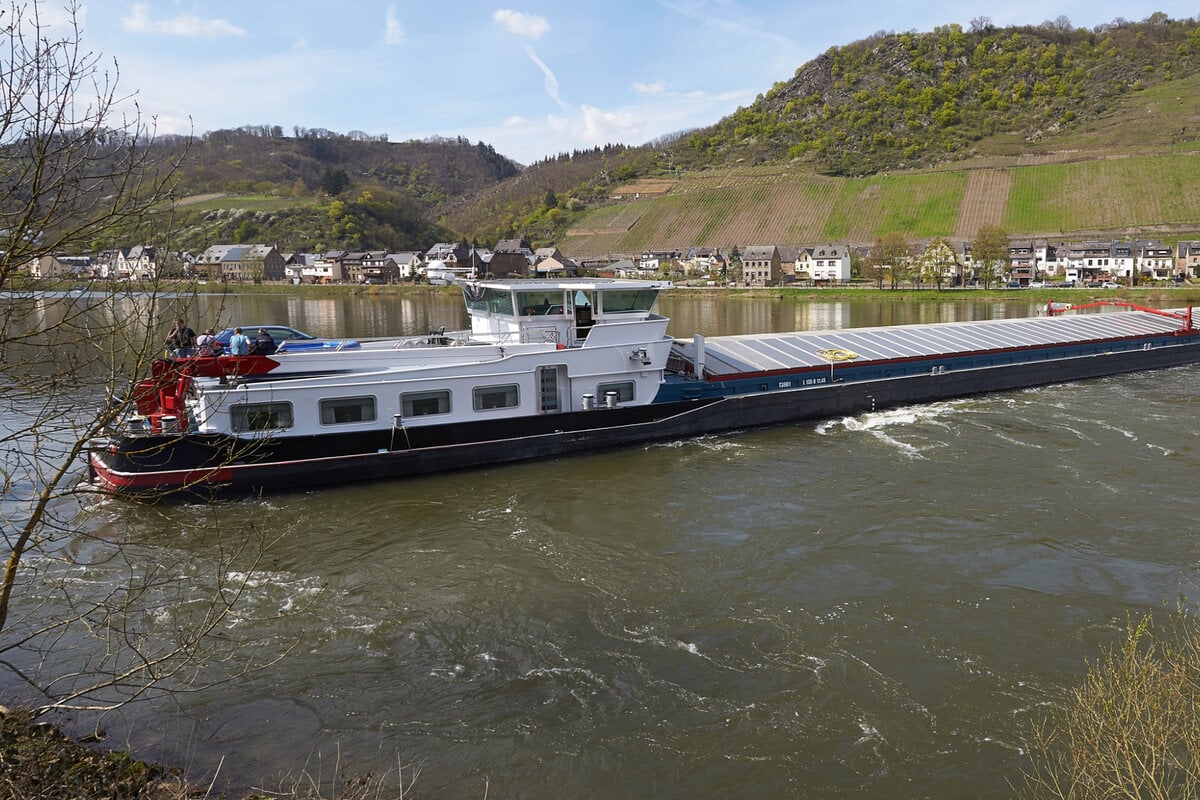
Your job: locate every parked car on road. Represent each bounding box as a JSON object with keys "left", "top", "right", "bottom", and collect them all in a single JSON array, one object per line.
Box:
[{"left": 1101, "top": 281, "right": 1121, "bottom": 289}]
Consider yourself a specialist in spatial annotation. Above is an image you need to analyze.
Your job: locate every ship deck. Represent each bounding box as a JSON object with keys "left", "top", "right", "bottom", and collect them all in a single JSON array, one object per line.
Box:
[{"left": 684, "top": 308, "right": 1189, "bottom": 377}]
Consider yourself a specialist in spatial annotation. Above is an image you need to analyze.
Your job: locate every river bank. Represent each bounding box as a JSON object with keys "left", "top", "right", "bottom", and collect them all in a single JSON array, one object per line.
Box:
[
  {"left": 33, "top": 276, "right": 1200, "bottom": 307},
  {"left": 0, "top": 706, "right": 396, "bottom": 800}
]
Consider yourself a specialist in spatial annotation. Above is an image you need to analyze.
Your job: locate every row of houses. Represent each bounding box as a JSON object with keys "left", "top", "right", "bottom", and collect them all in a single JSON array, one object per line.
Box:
[
  {"left": 22, "top": 237, "right": 1200, "bottom": 286},
  {"left": 25, "top": 245, "right": 162, "bottom": 280},
  {"left": 634, "top": 239, "right": 1198, "bottom": 286},
  {"left": 992, "top": 239, "right": 1190, "bottom": 284}
]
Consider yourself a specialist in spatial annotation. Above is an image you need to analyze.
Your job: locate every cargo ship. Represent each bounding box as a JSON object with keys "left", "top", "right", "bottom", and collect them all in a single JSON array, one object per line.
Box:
[{"left": 88, "top": 280, "right": 1200, "bottom": 496}]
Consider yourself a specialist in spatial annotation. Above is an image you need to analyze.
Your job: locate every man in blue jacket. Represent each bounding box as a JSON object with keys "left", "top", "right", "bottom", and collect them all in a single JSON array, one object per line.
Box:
[{"left": 228, "top": 327, "right": 250, "bottom": 356}]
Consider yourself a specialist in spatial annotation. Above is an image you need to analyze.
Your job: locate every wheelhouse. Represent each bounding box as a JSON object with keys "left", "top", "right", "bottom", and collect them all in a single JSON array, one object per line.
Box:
[{"left": 462, "top": 278, "right": 670, "bottom": 346}]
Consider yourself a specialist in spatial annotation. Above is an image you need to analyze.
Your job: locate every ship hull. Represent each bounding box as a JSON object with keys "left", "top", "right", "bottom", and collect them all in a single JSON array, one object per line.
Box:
[{"left": 89, "top": 338, "right": 1200, "bottom": 497}]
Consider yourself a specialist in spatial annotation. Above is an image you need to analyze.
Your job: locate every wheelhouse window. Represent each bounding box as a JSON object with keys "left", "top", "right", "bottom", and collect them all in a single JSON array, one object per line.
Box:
[
  {"left": 401, "top": 390, "right": 451, "bottom": 417},
  {"left": 516, "top": 291, "right": 563, "bottom": 316},
  {"left": 461, "top": 286, "right": 514, "bottom": 316},
  {"left": 320, "top": 396, "right": 376, "bottom": 425},
  {"left": 473, "top": 384, "right": 520, "bottom": 411},
  {"left": 600, "top": 290, "right": 658, "bottom": 314},
  {"left": 231, "top": 402, "right": 294, "bottom": 432},
  {"left": 596, "top": 381, "right": 635, "bottom": 403}
]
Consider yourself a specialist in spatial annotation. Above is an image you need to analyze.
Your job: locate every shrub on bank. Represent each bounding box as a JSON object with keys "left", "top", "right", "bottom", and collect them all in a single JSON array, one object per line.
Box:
[{"left": 1019, "top": 611, "right": 1200, "bottom": 799}]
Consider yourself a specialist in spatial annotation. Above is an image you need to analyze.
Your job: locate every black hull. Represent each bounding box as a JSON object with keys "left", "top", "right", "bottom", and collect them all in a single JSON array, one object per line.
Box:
[{"left": 89, "top": 342, "right": 1200, "bottom": 497}]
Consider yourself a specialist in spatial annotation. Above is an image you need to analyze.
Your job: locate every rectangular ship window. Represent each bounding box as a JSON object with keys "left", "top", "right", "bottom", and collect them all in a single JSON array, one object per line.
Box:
[
  {"left": 231, "top": 402, "right": 294, "bottom": 432},
  {"left": 319, "top": 396, "right": 377, "bottom": 425},
  {"left": 473, "top": 384, "right": 519, "bottom": 411},
  {"left": 401, "top": 390, "right": 451, "bottom": 417},
  {"left": 596, "top": 381, "right": 635, "bottom": 403}
]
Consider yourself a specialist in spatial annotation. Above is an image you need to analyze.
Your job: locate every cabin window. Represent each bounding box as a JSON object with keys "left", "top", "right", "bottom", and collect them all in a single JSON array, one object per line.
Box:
[
  {"left": 231, "top": 402, "right": 293, "bottom": 432},
  {"left": 401, "top": 390, "right": 451, "bottom": 417},
  {"left": 473, "top": 384, "right": 520, "bottom": 411},
  {"left": 462, "top": 286, "right": 514, "bottom": 316},
  {"left": 517, "top": 291, "right": 563, "bottom": 316},
  {"left": 600, "top": 290, "right": 657, "bottom": 313},
  {"left": 596, "top": 380, "right": 635, "bottom": 403},
  {"left": 320, "top": 396, "right": 377, "bottom": 425}
]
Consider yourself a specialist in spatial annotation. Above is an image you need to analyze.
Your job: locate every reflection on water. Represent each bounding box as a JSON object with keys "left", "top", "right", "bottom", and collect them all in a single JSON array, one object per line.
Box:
[
  {"left": 179, "top": 289, "right": 1062, "bottom": 341},
  {"left": 8, "top": 291, "right": 1200, "bottom": 799}
]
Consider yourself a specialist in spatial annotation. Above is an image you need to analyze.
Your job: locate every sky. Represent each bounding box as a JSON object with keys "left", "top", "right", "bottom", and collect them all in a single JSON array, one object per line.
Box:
[{"left": 62, "top": 1, "right": 1200, "bottom": 164}]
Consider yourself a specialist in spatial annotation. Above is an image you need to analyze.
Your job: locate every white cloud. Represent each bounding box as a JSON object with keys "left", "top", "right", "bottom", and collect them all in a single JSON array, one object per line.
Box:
[
  {"left": 522, "top": 45, "right": 568, "bottom": 110},
  {"left": 385, "top": 7, "right": 406, "bottom": 45},
  {"left": 504, "top": 115, "right": 529, "bottom": 127},
  {"left": 632, "top": 80, "right": 667, "bottom": 94},
  {"left": 545, "top": 105, "right": 641, "bottom": 146},
  {"left": 492, "top": 9, "right": 550, "bottom": 39},
  {"left": 111, "top": 48, "right": 365, "bottom": 138},
  {"left": 122, "top": 3, "right": 246, "bottom": 38}
]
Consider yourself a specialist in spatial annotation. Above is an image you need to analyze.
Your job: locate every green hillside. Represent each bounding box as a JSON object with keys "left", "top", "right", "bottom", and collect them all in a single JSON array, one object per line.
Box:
[
  {"left": 560, "top": 146, "right": 1200, "bottom": 257},
  {"left": 676, "top": 15, "right": 1200, "bottom": 175},
  {"left": 558, "top": 61, "right": 1200, "bottom": 257}
]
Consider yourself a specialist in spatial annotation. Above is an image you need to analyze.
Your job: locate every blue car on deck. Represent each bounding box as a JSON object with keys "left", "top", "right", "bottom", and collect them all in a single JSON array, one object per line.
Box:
[{"left": 213, "top": 325, "right": 360, "bottom": 352}]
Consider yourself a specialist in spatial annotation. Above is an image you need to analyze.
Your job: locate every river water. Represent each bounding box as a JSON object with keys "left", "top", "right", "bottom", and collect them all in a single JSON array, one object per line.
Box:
[{"left": 11, "top": 290, "right": 1200, "bottom": 798}]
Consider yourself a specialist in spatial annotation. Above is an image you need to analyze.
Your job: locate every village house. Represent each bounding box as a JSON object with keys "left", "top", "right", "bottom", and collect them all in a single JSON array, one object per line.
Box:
[
  {"left": 117, "top": 245, "right": 158, "bottom": 280},
  {"left": 490, "top": 239, "right": 535, "bottom": 277},
  {"left": 638, "top": 249, "right": 680, "bottom": 274},
  {"left": 282, "top": 253, "right": 316, "bottom": 283},
  {"left": 534, "top": 255, "right": 577, "bottom": 277},
  {"left": 425, "top": 242, "right": 471, "bottom": 269},
  {"left": 466, "top": 247, "right": 492, "bottom": 277},
  {"left": 682, "top": 247, "right": 724, "bottom": 277},
  {"left": 918, "top": 239, "right": 959, "bottom": 284},
  {"left": 358, "top": 251, "right": 401, "bottom": 284},
  {"left": 1137, "top": 241, "right": 1176, "bottom": 281},
  {"left": 804, "top": 244, "right": 852, "bottom": 283},
  {"left": 24, "top": 254, "right": 91, "bottom": 279},
  {"left": 339, "top": 251, "right": 399, "bottom": 284},
  {"left": 390, "top": 251, "right": 424, "bottom": 280},
  {"left": 305, "top": 251, "right": 348, "bottom": 284},
  {"left": 741, "top": 245, "right": 781, "bottom": 286},
  {"left": 1006, "top": 240, "right": 1040, "bottom": 284},
  {"left": 604, "top": 258, "right": 655, "bottom": 279},
  {"left": 1177, "top": 241, "right": 1200, "bottom": 277},
  {"left": 777, "top": 246, "right": 801, "bottom": 280},
  {"left": 194, "top": 244, "right": 284, "bottom": 282},
  {"left": 1061, "top": 241, "right": 1116, "bottom": 284}
]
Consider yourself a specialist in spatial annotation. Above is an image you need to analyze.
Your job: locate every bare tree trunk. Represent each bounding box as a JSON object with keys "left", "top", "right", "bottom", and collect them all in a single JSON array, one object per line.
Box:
[{"left": 0, "top": 0, "right": 290, "bottom": 718}]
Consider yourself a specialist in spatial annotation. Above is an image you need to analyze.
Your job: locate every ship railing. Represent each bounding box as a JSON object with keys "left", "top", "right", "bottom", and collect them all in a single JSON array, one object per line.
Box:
[
  {"left": 665, "top": 350, "right": 696, "bottom": 376},
  {"left": 375, "top": 327, "right": 565, "bottom": 349},
  {"left": 520, "top": 326, "right": 560, "bottom": 345}
]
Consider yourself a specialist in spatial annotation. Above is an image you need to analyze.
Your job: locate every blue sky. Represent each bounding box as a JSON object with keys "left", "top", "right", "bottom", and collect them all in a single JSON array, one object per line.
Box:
[{"left": 74, "top": 1, "right": 1200, "bottom": 164}]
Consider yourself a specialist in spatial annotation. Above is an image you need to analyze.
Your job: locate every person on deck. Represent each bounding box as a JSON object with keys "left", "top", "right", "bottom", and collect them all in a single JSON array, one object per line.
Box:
[
  {"left": 195, "top": 327, "right": 221, "bottom": 356},
  {"left": 249, "top": 327, "right": 277, "bottom": 356},
  {"left": 228, "top": 326, "right": 250, "bottom": 356},
  {"left": 165, "top": 318, "right": 196, "bottom": 357}
]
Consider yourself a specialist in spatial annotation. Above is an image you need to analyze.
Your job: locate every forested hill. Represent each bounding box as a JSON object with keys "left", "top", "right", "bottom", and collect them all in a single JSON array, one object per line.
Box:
[
  {"left": 160, "top": 128, "right": 521, "bottom": 206},
  {"left": 676, "top": 14, "right": 1200, "bottom": 176},
  {"left": 143, "top": 128, "right": 525, "bottom": 253}
]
